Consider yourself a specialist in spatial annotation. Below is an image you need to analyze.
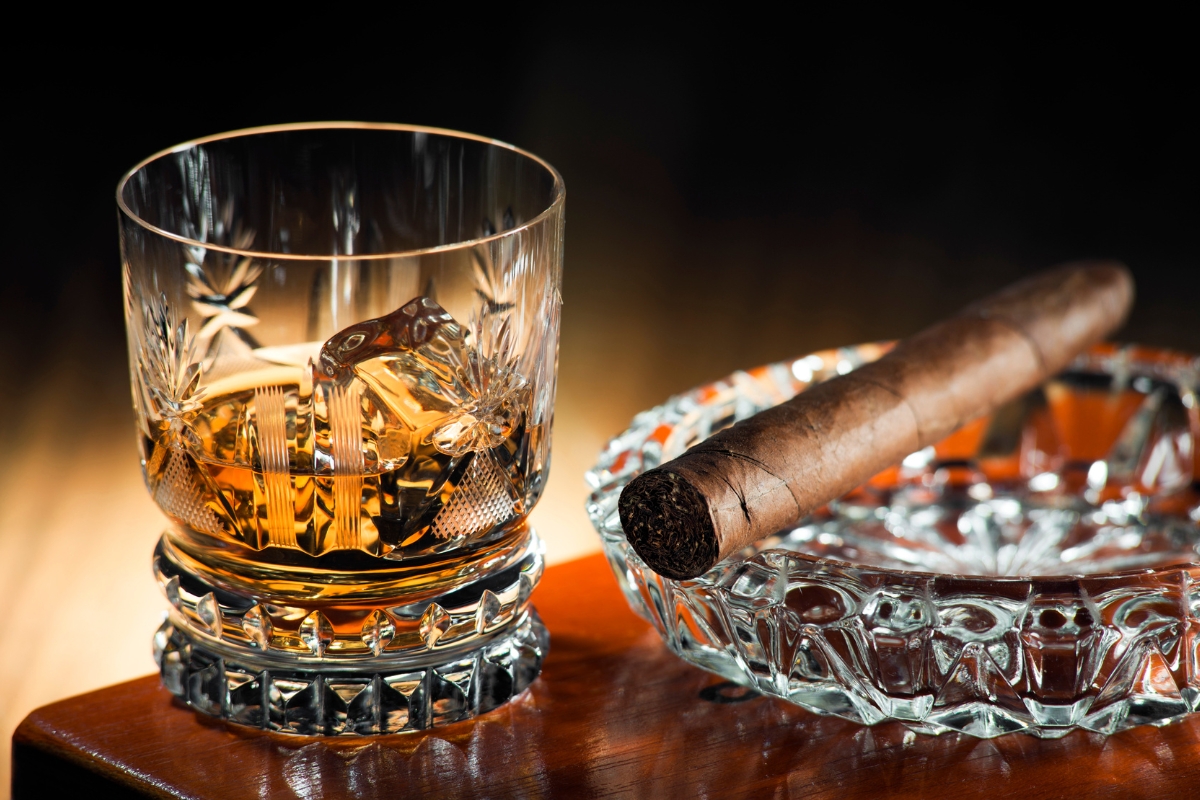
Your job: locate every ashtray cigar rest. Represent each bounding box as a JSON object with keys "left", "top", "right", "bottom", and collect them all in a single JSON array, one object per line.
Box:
[{"left": 588, "top": 342, "right": 1200, "bottom": 738}]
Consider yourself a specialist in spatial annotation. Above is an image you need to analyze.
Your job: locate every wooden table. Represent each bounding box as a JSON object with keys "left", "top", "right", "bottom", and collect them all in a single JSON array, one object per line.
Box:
[{"left": 13, "top": 554, "right": 1200, "bottom": 798}]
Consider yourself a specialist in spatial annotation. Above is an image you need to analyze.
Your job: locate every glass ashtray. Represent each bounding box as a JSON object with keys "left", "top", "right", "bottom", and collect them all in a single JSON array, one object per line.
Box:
[{"left": 587, "top": 343, "right": 1200, "bottom": 738}]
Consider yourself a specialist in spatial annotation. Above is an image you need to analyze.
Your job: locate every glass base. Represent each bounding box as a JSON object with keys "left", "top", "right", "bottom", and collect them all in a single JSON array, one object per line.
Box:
[
  {"left": 154, "top": 609, "right": 548, "bottom": 735},
  {"left": 150, "top": 526, "right": 549, "bottom": 735}
]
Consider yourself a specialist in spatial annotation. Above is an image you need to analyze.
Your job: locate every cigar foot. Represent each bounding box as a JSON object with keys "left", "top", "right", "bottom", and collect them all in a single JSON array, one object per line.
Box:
[{"left": 619, "top": 470, "right": 718, "bottom": 580}]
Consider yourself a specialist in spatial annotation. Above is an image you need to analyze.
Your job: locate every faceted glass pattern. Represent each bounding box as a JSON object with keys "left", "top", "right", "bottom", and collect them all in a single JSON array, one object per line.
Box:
[
  {"left": 154, "top": 610, "right": 549, "bottom": 735},
  {"left": 588, "top": 343, "right": 1200, "bottom": 738},
  {"left": 152, "top": 524, "right": 546, "bottom": 732},
  {"left": 121, "top": 124, "right": 563, "bottom": 731}
]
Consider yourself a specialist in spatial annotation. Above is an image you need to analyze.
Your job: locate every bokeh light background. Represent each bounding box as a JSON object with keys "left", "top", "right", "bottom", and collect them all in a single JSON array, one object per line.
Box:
[{"left": 0, "top": 32, "right": 1194, "bottom": 792}]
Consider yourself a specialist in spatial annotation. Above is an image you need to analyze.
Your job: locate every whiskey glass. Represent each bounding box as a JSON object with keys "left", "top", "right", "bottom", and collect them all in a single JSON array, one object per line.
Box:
[
  {"left": 590, "top": 343, "right": 1200, "bottom": 738},
  {"left": 119, "top": 123, "right": 564, "bottom": 734}
]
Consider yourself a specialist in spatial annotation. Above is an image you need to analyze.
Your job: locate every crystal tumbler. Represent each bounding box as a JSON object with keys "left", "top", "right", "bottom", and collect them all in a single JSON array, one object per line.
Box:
[
  {"left": 119, "top": 123, "right": 564, "bottom": 734},
  {"left": 590, "top": 343, "right": 1200, "bottom": 738}
]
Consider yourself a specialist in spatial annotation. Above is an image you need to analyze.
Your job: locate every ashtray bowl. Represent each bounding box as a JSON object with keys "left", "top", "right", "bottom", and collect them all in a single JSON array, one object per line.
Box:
[{"left": 587, "top": 343, "right": 1200, "bottom": 738}]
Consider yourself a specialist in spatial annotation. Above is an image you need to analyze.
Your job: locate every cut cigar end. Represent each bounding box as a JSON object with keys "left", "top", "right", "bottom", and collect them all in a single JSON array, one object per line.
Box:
[{"left": 619, "top": 470, "right": 719, "bottom": 580}]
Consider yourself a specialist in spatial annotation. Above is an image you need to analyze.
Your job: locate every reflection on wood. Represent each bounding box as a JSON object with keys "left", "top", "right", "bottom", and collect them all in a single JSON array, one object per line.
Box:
[{"left": 14, "top": 554, "right": 1200, "bottom": 798}]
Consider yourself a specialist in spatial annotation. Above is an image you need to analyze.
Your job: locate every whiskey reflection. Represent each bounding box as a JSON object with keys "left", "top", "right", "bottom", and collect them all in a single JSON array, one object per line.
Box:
[
  {"left": 225, "top": 624, "right": 1185, "bottom": 798},
  {"left": 256, "top": 691, "right": 548, "bottom": 798}
]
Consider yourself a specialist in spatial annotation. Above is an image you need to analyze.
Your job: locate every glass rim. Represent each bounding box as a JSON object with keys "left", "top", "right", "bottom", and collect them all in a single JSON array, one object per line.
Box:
[{"left": 116, "top": 121, "right": 566, "bottom": 262}]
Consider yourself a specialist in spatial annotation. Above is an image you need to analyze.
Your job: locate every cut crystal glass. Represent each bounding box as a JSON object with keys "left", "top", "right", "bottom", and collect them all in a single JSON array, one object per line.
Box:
[
  {"left": 121, "top": 123, "right": 564, "bottom": 733},
  {"left": 588, "top": 343, "right": 1200, "bottom": 738}
]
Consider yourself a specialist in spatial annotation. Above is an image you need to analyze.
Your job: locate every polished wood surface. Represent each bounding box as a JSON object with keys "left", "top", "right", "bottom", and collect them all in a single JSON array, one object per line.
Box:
[
  {"left": 14, "top": 553, "right": 1200, "bottom": 798},
  {"left": 0, "top": 371, "right": 601, "bottom": 798}
]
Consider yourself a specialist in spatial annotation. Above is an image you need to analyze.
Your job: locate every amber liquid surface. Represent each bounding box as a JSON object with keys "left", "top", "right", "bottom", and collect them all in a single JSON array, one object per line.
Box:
[{"left": 144, "top": 298, "right": 545, "bottom": 600}]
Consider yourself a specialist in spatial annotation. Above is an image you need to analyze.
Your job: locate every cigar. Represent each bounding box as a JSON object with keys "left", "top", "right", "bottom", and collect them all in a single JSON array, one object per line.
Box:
[{"left": 617, "top": 262, "right": 1134, "bottom": 580}]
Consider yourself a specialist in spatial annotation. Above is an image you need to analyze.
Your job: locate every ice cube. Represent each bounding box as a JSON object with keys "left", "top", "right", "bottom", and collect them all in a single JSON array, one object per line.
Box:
[
  {"left": 308, "top": 297, "right": 530, "bottom": 554},
  {"left": 318, "top": 297, "right": 528, "bottom": 458},
  {"left": 319, "top": 297, "right": 461, "bottom": 380}
]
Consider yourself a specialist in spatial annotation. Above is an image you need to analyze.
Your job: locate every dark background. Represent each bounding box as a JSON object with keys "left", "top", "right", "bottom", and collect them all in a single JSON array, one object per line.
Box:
[{"left": 2, "top": 30, "right": 1195, "bottom": 448}]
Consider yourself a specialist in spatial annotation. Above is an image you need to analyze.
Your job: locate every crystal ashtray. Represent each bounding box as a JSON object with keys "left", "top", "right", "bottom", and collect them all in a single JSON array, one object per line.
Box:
[{"left": 587, "top": 343, "right": 1200, "bottom": 738}]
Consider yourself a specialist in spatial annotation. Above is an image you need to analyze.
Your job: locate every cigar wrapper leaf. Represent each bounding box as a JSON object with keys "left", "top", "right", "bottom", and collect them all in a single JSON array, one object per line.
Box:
[{"left": 618, "top": 262, "right": 1135, "bottom": 580}]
